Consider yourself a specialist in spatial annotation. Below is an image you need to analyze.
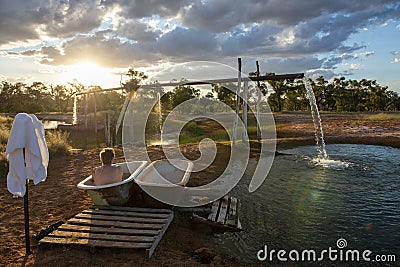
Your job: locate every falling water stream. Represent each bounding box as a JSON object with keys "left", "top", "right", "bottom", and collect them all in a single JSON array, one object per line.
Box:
[{"left": 303, "top": 78, "right": 328, "bottom": 159}]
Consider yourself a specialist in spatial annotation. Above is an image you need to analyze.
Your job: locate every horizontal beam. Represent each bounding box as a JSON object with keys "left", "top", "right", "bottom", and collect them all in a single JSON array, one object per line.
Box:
[{"left": 75, "top": 73, "right": 304, "bottom": 96}]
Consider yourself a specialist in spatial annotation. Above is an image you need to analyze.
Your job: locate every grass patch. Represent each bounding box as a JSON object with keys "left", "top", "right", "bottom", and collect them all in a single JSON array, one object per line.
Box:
[
  {"left": 366, "top": 113, "right": 400, "bottom": 121},
  {"left": 67, "top": 129, "right": 109, "bottom": 149}
]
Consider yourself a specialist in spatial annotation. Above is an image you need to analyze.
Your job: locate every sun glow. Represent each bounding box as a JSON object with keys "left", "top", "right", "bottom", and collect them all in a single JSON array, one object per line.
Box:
[{"left": 59, "top": 61, "right": 118, "bottom": 87}]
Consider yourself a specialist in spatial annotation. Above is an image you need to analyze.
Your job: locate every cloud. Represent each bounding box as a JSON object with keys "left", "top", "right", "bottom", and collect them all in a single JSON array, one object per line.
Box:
[
  {"left": 100, "top": 0, "right": 188, "bottom": 18},
  {"left": 350, "top": 63, "right": 360, "bottom": 70},
  {"left": 116, "top": 19, "right": 162, "bottom": 42},
  {"left": 306, "top": 69, "right": 337, "bottom": 80},
  {"left": 38, "top": 33, "right": 161, "bottom": 67},
  {"left": 391, "top": 58, "right": 400, "bottom": 63},
  {"left": 0, "top": 0, "right": 105, "bottom": 45},
  {"left": 179, "top": 0, "right": 399, "bottom": 32},
  {"left": 1, "top": 0, "right": 399, "bottom": 81},
  {"left": 353, "top": 51, "right": 375, "bottom": 58},
  {"left": 156, "top": 27, "right": 219, "bottom": 60}
]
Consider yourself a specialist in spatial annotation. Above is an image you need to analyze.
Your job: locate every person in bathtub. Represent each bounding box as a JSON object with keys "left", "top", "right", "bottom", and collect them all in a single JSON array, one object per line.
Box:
[{"left": 92, "top": 148, "right": 123, "bottom": 186}]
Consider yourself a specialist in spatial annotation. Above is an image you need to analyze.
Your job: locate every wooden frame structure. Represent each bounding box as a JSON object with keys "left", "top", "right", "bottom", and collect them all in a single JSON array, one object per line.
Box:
[{"left": 72, "top": 59, "right": 304, "bottom": 143}]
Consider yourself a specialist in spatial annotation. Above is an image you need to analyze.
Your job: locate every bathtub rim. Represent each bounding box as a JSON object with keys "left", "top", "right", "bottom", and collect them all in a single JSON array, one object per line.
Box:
[{"left": 77, "top": 160, "right": 148, "bottom": 190}]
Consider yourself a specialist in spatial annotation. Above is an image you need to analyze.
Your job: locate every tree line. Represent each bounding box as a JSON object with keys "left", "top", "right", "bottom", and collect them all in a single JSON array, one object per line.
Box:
[{"left": 0, "top": 74, "right": 399, "bottom": 115}]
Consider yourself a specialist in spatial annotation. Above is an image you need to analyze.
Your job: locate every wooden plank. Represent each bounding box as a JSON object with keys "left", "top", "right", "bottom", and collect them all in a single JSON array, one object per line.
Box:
[
  {"left": 75, "top": 213, "right": 167, "bottom": 224},
  {"left": 216, "top": 196, "right": 229, "bottom": 224},
  {"left": 40, "top": 237, "right": 151, "bottom": 249},
  {"left": 49, "top": 230, "right": 155, "bottom": 243},
  {"left": 146, "top": 213, "right": 173, "bottom": 258},
  {"left": 82, "top": 209, "right": 170, "bottom": 219},
  {"left": 237, "top": 218, "right": 242, "bottom": 230},
  {"left": 91, "top": 205, "right": 172, "bottom": 214},
  {"left": 207, "top": 200, "right": 221, "bottom": 221},
  {"left": 67, "top": 218, "right": 164, "bottom": 230},
  {"left": 58, "top": 224, "right": 159, "bottom": 236},
  {"left": 229, "top": 197, "right": 238, "bottom": 216},
  {"left": 226, "top": 197, "right": 238, "bottom": 227}
]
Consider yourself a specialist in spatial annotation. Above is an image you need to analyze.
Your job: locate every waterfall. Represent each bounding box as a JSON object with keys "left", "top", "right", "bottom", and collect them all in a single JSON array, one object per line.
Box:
[
  {"left": 72, "top": 95, "right": 78, "bottom": 125},
  {"left": 303, "top": 78, "right": 328, "bottom": 159}
]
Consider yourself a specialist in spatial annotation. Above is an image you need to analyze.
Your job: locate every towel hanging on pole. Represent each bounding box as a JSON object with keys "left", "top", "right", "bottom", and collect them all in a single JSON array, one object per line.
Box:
[{"left": 6, "top": 113, "right": 49, "bottom": 197}]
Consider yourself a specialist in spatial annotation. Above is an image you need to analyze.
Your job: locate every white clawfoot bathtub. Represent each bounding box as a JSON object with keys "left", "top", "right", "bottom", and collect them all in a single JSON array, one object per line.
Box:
[
  {"left": 77, "top": 161, "right": 148, "bottom": 206},
  {"left": 134, "top": 159, "right": 193, "bottom": 206},
  {"left": 135, "top": 159, "right": 193, "bottom": 187}
]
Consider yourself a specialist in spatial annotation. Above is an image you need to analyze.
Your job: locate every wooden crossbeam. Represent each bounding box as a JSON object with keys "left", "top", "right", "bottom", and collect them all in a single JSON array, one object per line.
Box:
[{"left": 75, "top": 73, "right": 305, "bottom": 96}]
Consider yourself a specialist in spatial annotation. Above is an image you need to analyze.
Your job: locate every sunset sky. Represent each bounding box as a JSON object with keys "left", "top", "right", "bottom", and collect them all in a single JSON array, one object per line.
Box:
[{"left": 0, "top": 1, "right": 399, "bottom": 92}]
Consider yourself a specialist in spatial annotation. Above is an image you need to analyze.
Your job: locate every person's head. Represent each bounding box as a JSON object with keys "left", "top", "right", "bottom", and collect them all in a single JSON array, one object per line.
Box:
[{"left": 99, "top": 148, "right": 115, "bottom": 165}]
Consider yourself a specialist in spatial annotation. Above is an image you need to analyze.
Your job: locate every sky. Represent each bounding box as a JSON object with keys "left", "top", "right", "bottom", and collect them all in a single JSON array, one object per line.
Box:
[{"left": 0, "top": 0, "right": 399, "bottom": 93}]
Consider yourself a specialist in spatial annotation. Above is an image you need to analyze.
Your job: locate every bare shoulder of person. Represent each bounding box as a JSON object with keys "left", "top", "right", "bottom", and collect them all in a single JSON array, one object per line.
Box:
[
  {"left": 93, "top": 166, "right": 101, "bottom": 173},
  {"left": 117, "top": 165, "right": 123, "bottom": 173}
]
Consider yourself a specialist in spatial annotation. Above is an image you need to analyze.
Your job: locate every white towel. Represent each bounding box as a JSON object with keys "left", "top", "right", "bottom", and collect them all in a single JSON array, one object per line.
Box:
[{"left": 6, "top": 113, "right": 49, "bottom": 197}]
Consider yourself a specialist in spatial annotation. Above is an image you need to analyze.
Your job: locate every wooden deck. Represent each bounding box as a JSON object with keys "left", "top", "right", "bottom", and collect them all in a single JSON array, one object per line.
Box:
[
  {"left": 40, "top": 205, "right": 174, "bottom": 258},
  {"left": 192, "top": 196, "right": 242, "bottom": 230}
]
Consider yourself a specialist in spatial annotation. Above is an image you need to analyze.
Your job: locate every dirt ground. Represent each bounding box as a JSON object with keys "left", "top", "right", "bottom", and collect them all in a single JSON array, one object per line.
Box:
[{"left": 0, "top": 112, "right": 399, "bottom": 267}]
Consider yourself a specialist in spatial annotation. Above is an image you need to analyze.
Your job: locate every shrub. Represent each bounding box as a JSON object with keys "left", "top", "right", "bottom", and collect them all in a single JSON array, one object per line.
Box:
[
  {"left": 185, "top": 121, "right": 204, "bottom": 136},
  {"left": 0, "top": 117, "right": 11, "bottom": 146},
  {"left": 0, "top": 151, "right": 8, "bottom": 181},
  {"left": 46, "top": 130, "right": 71, "bottom": 156}
]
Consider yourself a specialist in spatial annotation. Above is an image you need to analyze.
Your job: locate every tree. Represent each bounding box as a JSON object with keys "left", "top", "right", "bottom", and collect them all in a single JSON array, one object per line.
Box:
[
  {"left": 266, "top": 74, "right": 287, "bottom": 112},
  {"left": 170, "top": 81, "right": 200, "bottom": 113},
  {"left": 211, "top": 83, "right": 236, "bottom": 111},
  {"left": 123, "top": 68, "right": 148, "bottom": 93}
]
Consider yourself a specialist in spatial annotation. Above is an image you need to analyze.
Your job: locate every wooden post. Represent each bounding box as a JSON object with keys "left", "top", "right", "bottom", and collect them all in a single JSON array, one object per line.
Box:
[
  {"left": 104, "top": 114, "right": 108, "bottom": 146},
  {"left": 93, "top": 93, "right": 97, "bottom": 133},
  {"left": 242, "top": 81, "right": 248, "bottom": 142},
  {"left": 105, "top": 112, "right": 111, "bottom": 146},
  {"left": 233, "top": 58, "right": 242, "bottom": 144},
  {"left": 84, "top": 93, "right": 88, "bottom": 129},
  {"left": 256, "top": 61, "right": 261, "bottom": 142}
]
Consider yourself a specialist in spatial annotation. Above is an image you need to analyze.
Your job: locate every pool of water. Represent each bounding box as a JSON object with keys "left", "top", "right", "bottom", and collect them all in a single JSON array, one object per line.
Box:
[
  {"left": 215, "top": 144, "right": 399, "bottom": 266},
  {"left": 42, "top": 120, "right": 67, "bottom": 129}
]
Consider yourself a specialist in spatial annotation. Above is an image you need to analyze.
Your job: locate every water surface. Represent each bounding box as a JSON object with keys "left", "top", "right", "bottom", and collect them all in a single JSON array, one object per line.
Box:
[{"left": 215, "top": 144, "right": 399, "bottom": 266}]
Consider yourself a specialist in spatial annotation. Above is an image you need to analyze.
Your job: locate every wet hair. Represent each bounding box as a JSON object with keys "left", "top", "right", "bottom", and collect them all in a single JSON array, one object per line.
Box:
[{"left": 99, "top": 148, "right": 115, "bottom": 165}]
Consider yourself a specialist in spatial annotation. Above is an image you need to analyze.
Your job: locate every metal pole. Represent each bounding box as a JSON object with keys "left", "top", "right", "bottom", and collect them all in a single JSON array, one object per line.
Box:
[
  {"left": 24, "top": 180, "right": 30, "bottom": 255},
  {"left": 23, "top": 147, "right": 31, "bottom": 255}
]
